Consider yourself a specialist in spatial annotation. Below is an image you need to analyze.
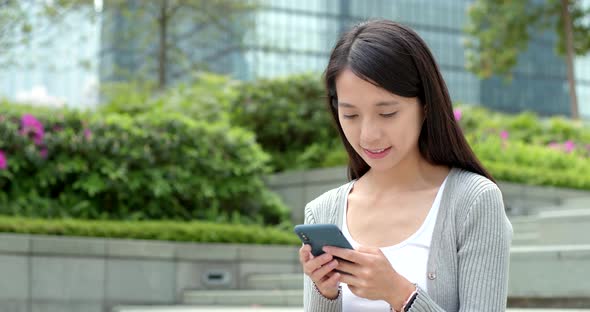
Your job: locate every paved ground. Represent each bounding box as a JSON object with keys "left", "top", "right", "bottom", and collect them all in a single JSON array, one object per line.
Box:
[{"left": 115, "top": 306, "right": 590, "bottom": 312}]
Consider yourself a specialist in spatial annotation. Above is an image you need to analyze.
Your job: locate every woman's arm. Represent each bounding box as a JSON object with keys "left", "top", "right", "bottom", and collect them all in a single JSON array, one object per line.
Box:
[
  {"left": 408, "top": 185, "right": 513, "bottom": 312},
  {"left": 303, "top": 205, "right": 343, "bottom": 312}
]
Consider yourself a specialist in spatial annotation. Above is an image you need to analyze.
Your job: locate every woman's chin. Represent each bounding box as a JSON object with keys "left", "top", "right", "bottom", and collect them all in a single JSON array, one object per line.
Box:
[{"left": 364, "top": 158, "right": 397, "bottom": 170}]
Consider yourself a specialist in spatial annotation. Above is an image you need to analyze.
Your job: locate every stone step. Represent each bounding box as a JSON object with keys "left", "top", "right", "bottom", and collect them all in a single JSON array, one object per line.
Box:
[
  {"left": 560, "top": 197, "right": 590, "bottom": 210},
  {"left": 245, "top": 273, "right": 303, "bottom": 290},
  {"left": 512, "top": 232, "right": 539, "bottom": 245},
  {"left": 182, "top": 290, "right": 303, "bottom": 306},
  {"left": 510, "top": 216, "right": 539, "bottom": 230},
  {"left": 113, "top": 306, "right": 303, "bottom": 312},
  {"left": 538, "top": 208, "right": 590, "bottom": 219},
  {"left": 113, "top": 306, "right": 590, "bottom": 312},
  {"left": 510, "top": 216, "right": 539, "bottom": 244}
]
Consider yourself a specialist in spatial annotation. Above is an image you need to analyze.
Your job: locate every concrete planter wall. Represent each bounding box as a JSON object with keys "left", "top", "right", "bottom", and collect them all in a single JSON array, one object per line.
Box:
[
  {"left": 509, "top": 245, "right": 590, "bottom": 307},
  {"left": 0, "top": 234, "right": 300, "bottom": 312},
  {"left": 2, "top": 233, "right": 590, "bottom": 311},
  {"left": 1, "top": 166, "right": 589, "bottom": 312},
  {"left": 264, "top": 166, "right": 590, "bottom": 224}
]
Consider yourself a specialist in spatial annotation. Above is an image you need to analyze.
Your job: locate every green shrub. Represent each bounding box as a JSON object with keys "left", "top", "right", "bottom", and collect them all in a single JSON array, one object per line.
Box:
[
  {"left": 471, "top": 137, "right": 590, "bottom": 189},
  {"left": 99, "top": 73, "right": 238, "bottom": 124},
  {"left": 92, "top": 74, "right": 590, "bottom": 191},
  {"left": 0, "top": 102, "right": 289, "bottom": 225},
  {"left": 99, "top": 80, "right": 157, "bottom": 115},
  {"left": 303, "top": 121, "right": 590, "bottom": 190},
  {"left": 456, "top": 104, "right": 590, "bottom": 150},
  {"left": 547, "top": 116, "right": 590, "bottom": 144},
  {"left": 230, "top": 73, "right": 338, "bottom": 171},
  {"left": 0, "top": 216, "right": 300, "bottom": 245},
  {"left": 98, "top": 73, "right": 343, "bottom": 173}
]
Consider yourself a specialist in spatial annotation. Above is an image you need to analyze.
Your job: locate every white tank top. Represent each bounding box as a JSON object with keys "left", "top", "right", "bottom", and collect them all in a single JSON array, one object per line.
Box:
[{"left": 341, "top": 176, "right": 448, "bottom": 312}]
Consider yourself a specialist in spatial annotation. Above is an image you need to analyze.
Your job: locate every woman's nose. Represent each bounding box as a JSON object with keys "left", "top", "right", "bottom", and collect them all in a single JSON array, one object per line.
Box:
[{"left": 360, "top": 119, "right": 381, "bottom": 144}]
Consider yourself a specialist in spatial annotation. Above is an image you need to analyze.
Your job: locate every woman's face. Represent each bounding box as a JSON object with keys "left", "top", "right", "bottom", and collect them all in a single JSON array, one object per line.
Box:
[{"left": 335, "top": 68, "right": 424, "bottom": 171}]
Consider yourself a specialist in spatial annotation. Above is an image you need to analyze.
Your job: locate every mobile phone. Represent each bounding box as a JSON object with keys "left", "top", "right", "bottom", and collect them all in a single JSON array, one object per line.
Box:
[{"left": 294, "top": 223, "right": 354, "bottom": 257}]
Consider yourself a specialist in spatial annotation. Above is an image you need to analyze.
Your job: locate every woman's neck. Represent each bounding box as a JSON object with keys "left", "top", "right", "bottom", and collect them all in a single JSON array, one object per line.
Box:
[{"left": 362, "top": 157, "right": 449, "bottom": 196}]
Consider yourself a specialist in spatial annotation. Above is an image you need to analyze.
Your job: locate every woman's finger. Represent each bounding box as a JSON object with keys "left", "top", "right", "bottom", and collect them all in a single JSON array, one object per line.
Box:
[
  {"left": 319, "top": 271, "right": 340, "bottom": 289},
  {"left": 299, "top": 245, "right": 311, "bottom": 264},
  {"left": 304, "top": 254, "right": 330, "bottom": 276},
  {"left": 336, "top": 270, "right": 362, "bottom": 287},
  {"left": 334, "top": 257, "right": 360, "bottom": 276},
  {"left": 310, "top": 259, "right": 339, "bottom": 283}
]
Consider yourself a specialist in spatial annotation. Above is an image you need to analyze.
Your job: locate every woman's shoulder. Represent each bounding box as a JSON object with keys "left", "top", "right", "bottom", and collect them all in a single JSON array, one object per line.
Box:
[
  {"left": 304, "top": 180, "right": 355, "bottom": 224},
  {"left": 448, "top": 168, "right": 512, "bottom": 243},
  {"left": 447, "top": 167, "right": 506, "bottom": 222},
  {"left": 448, "top": 167, "right": 502, "bottom": 203}
]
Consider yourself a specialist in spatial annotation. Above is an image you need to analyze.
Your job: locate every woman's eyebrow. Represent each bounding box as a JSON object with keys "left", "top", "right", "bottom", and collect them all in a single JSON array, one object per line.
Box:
[{"left": 338, "top": 101, "right": 400, "bottom": 108}]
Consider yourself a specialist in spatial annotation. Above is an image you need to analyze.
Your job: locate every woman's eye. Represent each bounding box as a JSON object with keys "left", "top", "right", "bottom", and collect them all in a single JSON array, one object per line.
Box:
[
  {"left": 381, "top": 112, "right": 397, "bottom": 118},
  {"left": 342, "top": 114, "right": 358, "bottom": 119}
]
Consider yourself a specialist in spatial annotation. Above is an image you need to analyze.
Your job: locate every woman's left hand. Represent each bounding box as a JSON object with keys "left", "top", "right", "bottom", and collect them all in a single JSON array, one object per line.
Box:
[{"left": 322, "top": 245, "right": 415, "bottom": 306}]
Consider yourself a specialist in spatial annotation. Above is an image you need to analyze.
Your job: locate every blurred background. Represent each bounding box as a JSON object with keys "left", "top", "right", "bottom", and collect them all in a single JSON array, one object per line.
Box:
[{"left": 0, "top": 0, "right": 590, "bottom": 311}]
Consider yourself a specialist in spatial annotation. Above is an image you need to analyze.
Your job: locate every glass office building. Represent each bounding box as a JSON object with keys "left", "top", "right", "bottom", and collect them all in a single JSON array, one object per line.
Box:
[
  {"left": 238, "top": 0, "right": 474, "bottom": 98},
  {"left": 237, "top": 0, "right": 590, "bottom": 118},
  {"left": 97, "top": 0, "right": 590, "bottom": 118}
]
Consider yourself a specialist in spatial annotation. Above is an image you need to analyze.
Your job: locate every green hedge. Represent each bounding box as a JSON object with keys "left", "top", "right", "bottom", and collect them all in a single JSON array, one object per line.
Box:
[
  {"left": 96, "top": 74, "right": 590, "bottom": 190},
  {"left": 317, "top": 127, "right": 590, "bottom": 190},
  {"left": 0, "top": 216, "right": 300, "bottom": 245},
  {"left": 458, "top": 105, "right": 590, "bottom": 149},
  {"left": 226, "top": 75, "right": 590, "bottom": 190},
  {"left": 99, "top": 73, "right": 341, "bottom": 173},
  {"left": 100, "top": 73, "right": 239, "bottom": 125},
  {"left": 0, "top": 102, "right": 289, "bottom": 225},
  {"left": 230, "top": 74, "right": 339, "bottom": 172},
  {"left": 473, "top": 138, "right": 590, "bottom": 189},
  {"left": 458, "top": 105, "right": 590, "bottom": 189}
]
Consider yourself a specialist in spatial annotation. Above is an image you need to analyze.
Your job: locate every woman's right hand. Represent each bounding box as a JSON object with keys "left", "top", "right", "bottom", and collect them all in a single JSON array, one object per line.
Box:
[{"left": 299, "top": 244, "right": 341, "bottom": 299}]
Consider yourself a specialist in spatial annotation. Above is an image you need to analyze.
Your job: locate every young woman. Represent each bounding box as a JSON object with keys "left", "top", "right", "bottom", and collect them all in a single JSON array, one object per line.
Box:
[{"left": 298, "top": 20, "right": 513, "bottom": 312}]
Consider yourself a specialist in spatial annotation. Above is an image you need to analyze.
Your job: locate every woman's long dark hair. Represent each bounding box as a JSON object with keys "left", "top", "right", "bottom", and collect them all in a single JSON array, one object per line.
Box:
[{"left": 324, "top": 19, "right": 494, "bottom": 182}]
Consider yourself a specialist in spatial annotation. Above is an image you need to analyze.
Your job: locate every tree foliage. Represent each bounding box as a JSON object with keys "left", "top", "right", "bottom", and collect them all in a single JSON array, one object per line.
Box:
[
  {"left": 101, "top": 0, "right": 257, "bottom": 89},
  {"left": 464, "top": 0, "right": 590, "bottom": 79}
]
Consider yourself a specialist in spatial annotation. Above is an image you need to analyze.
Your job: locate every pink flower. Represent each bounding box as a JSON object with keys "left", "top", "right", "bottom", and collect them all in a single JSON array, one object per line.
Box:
[
  {"left": 548, "top": 142, "right": 560, "bottom": 150},
  {"left": 500, "top": 130, "right": 509, "bottom": 140},
  {"left": 0, "top": 150, "right": 6, "bottom": 169},
  {"left": 84, "top": 128, "right": 92, "bottom": 140},
  {"left": 564, "top": 140, "right": 576, "bottom": 153},
  {"left": 453, "top": 109, "right": 462, "bottom": 121},
  {"left": 20, "top": 114, "right": 45, "bottom": 146},
  {"left": 21, "top": 114, "right": 42, "bottom": 130},
  {"left": 40, "top": 148, "right": 48, "bottom": 159}
]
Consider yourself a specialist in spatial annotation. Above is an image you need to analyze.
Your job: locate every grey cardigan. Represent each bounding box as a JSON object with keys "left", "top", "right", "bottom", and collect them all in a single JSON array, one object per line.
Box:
[{"left": 303, "top": 167, "right": 513, "bottom": 311}]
